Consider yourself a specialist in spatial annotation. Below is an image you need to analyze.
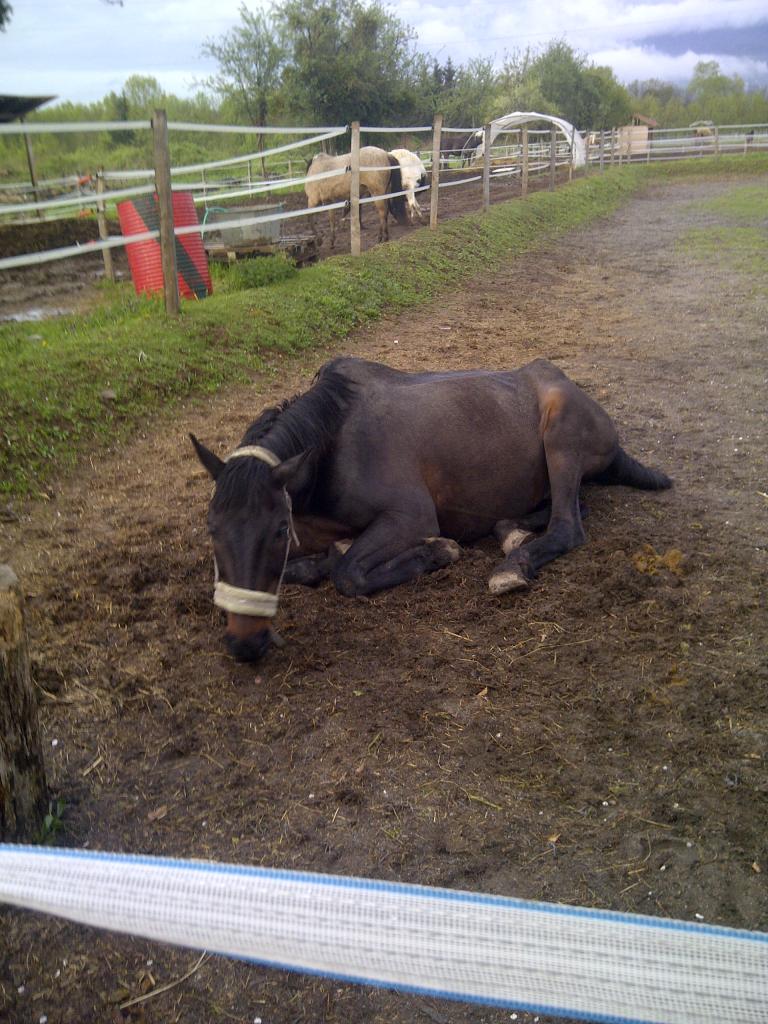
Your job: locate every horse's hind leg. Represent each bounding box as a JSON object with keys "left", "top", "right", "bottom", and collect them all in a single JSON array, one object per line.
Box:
[
  {"left": 494, "top": 498, "right": 589, "bottom": 553},
  {"left": 375, "top": 199, "right": 389, "bottom": 243},
  {"left": 488, "top": 388, "right": 605, "bottom": 594}
]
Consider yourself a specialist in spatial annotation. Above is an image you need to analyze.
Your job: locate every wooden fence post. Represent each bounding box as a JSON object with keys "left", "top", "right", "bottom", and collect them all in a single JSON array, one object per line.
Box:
[
  {"left": 350, "top": 121, "right": 361, "bottom": 257},
  {"left": 521, "top": 127, "right": 529, "bottom": 196},
  {"left": 482, "top": 123, "right": 491, "bottom": 212},
  {"left": 0, "top": 566, "right": 48, "bottom": 842},
  {"left": 599, "top": 130, "right": 605, "bottom": 173},
  {"left": 21, "top": 118, "right": 43, "bottom": 221},
  {"left": 96, "top": 170, "right": 115, "bottom": 283},
  {"left": 549, "top": 125, "right": 557, "bottom": 190},
  {"left": 429, "top": 113, "right": 443, "bottom": 230},
  {"left": 152, "top": 108, "right": 179, "bottom": 318}
]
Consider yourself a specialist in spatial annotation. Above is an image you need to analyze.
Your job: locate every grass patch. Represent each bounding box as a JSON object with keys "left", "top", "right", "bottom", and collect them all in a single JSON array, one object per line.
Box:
[
  {"left": 695, "top": 183, "right": 768, "bottom": 220},
  {"left": 2, "top": 156, "right": 767, "bottom": 499},
  {"left": 677, "top": 179, "right": 768, "bottom": 277}
]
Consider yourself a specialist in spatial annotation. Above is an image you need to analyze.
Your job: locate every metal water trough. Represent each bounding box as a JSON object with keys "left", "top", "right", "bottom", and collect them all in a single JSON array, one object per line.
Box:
[{"left": 202, "top": 203, "right": 318, "bottom": 266}]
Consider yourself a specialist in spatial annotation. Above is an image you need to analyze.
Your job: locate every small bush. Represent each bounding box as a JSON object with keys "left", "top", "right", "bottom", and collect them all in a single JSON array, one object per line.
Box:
[{"left": 212, "top": 254, "right": 298, "bottom": 293}]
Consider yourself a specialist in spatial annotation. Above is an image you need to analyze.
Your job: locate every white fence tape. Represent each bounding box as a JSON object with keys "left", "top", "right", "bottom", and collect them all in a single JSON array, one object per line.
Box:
[
  {"left": 97, "top": 127, "right": 348, "bottom": 183},
  {"left": 0, "top": 182, "right": 155, "bottom": 216},
  {"left": 0, "top": 120, "right": 346, "bottom": 137},
  {"left": 0, "top": 845, "right": 766, "bottom": 1023},
  {"left": 361, "top": 125, "right": 432, "bottom": 133},
  {"left": 0, "top": 120, "right": 150, "bottom": 135},
  {"left": 439, "top": 174, "right": 483, "bottom": 188},
  {"left": 166, "top": 122, "right": 346, "bottom": 135},
  {"left": 172, "top": 127, "right": 348, "bottom": 176}
]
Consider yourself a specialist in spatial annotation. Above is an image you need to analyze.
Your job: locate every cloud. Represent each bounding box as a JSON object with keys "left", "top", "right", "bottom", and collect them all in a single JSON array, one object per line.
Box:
[
  {"left": 1, "top": 0, "right": 767, "bottom": 104},
  {"left": 590, "top": 44, "right": 768, "bottom": 83}
]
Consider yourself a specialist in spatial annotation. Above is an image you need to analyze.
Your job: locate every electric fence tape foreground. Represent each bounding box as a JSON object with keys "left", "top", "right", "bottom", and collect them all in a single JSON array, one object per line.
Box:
[{"left": 1, "top": 845, "right": 766, "bottom": 1023}]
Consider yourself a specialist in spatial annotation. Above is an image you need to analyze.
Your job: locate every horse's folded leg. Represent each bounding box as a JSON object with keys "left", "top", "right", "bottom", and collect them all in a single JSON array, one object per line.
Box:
[
  {"left": 333, "top": 536, "right": 461, "bottom": 597},
  {"left": 283, "top": 550, "right": 340, "bottom": 587},
  {"left": 488, "top": 555, "right": 532, "bottom": 596}
]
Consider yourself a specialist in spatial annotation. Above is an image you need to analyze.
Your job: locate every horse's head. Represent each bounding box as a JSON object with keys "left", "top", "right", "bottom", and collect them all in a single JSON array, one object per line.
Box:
[{"left": 190, "top": 434, "right": 311, "bottom": 664}]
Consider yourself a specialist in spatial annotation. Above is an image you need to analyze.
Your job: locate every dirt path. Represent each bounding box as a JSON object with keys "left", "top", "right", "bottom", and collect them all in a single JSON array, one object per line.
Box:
[{"left": 2, "top": 179, "right": 767, "bottom": 1024}]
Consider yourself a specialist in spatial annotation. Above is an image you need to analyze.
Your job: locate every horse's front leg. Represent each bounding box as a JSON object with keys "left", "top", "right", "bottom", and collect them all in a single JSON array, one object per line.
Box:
[
  {"left": 331, "top": 511, "right": 460, "bottom": 597},
  {"left": 283, "top": 549, "right": 341, "bottom": 587}
]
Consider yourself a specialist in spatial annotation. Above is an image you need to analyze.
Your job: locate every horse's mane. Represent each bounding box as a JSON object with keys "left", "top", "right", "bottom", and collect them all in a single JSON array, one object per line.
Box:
[
  {"left": 243, "top": 365, "right": 354, "bottom": 455},
  {"left": 214, "top": 365, "right": 355, "bottom": 509}
]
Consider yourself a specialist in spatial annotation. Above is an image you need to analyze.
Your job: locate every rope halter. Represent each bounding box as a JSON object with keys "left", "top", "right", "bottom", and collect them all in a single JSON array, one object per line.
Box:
[{"left": 212, "top": 445, "right": 298, "bottom": 619}]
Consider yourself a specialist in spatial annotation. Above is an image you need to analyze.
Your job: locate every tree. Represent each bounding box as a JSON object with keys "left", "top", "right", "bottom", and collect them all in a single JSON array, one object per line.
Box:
[
  {"left": 105, "top": 90, "right": 135, "bottom": 145},
  {"left": 274, "top": 0, "right": 421, "bottom": 129},
  {"left": 531, "top": 41, "right": 631, "bottom": 129},
  {"left": 490, "top": 42, "right": 631, "bottom": 129},
  {"left": 122, "top": 74, "right": 166, "bottom": 115},
  {"left": 442, "top": 58, "right": 497, "bottom": 127},
  {"left": 0, "top": 0, "right": 12, "bottom": 31},
  {"left": 202, "top": 5, "right": 286, "bottom": 127}
]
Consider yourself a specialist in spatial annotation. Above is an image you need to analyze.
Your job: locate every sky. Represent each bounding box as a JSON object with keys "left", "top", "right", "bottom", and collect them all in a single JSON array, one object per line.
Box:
[{"left": 1, "top": 0, "right": 767, "bottom": 108}]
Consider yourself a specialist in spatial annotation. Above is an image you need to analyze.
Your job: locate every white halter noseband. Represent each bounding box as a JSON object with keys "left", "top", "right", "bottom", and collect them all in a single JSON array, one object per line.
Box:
[{"left": 212, "top": 445, "right": 297, "bottom": 619}]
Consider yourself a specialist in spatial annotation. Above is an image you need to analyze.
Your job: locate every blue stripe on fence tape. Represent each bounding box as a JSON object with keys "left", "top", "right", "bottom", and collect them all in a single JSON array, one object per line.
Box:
[{"left": 212, "top": 948, "right": 663, "bottom": 1024}]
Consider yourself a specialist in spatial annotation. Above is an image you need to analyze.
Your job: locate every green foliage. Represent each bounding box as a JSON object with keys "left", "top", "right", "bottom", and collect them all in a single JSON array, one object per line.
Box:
[
  {"left": 39, "top": 798, "right": 66, "bottom": 845},
  {"left": 0, "top": 0, "right": 11, "bottom": 30},
  {"left": 630, "top": 61, "right": 768, "bottom": 128},
  {"left": 274, "top": 0, "right": 422, "bottom": 128},
  {"left": 677, "top": 184, "right": 768, "bottom": 279},
  {"left": 211, "top": 253, "right": 298, "bottom": 291},
  {"left": 202, "top": 6, "right": 286, "bottom": 127}
]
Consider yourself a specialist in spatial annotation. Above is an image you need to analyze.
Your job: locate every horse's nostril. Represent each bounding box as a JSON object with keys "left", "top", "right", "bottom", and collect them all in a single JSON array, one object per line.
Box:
[{"left": 226, "top": 630, "right": 272, "bottom": 663}]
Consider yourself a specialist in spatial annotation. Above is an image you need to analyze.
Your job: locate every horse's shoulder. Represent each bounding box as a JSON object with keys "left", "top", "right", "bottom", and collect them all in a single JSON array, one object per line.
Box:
[{"left": 318, "top": 356, "right": 400, "bottom": 384}]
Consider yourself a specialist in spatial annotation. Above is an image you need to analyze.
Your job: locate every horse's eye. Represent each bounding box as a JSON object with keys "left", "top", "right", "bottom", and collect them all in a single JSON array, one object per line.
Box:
[{"left": 276, "top": 523, "right": 289, "bottom": 538}]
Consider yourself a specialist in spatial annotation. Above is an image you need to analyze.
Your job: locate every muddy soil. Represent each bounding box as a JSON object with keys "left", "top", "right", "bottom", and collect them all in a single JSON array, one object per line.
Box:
[
  {"left": 0, "top": 170, "right": 563, "bottom": 321},
  {"left": 1, "top": 179, "right": 767, "bottom": 1024}
]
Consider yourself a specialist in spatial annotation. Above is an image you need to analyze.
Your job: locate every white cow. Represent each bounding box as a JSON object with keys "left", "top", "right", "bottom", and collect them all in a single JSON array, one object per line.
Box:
[{"left": 389, "top": 148, "right": 428, "bottom": 223}]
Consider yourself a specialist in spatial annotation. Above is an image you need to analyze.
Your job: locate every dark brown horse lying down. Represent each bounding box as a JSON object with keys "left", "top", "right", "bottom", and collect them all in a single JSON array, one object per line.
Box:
[{"left": 191, "top": 357, "right": 671, "bottom": 663}]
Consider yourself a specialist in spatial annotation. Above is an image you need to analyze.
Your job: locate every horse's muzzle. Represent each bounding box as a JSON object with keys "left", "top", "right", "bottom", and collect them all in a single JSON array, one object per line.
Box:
[
  {"left": 225, "top": 613, "right": 273, "bottom": 663},
  {"left": 226, "top": 627, "right": 272, "bottom": 663}
]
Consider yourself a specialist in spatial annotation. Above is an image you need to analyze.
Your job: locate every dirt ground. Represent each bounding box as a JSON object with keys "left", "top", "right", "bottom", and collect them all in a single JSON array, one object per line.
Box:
[{"left": 1, "top": 178, "right": 767, "bottom": 1024}]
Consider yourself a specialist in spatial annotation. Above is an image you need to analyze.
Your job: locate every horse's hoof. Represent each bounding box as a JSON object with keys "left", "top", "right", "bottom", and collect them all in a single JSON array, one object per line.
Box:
[
  {"left": 488, "top": 566, "right": 529, "bottom": 595},
  {"left": 426, "top": 538, "right": 462, "bottom": 563}
]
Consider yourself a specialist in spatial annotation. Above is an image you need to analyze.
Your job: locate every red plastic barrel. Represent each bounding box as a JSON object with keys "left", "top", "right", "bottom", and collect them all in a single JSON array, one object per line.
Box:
[{"left": 117, "top": 192, "right": 212, "bottom": 300}]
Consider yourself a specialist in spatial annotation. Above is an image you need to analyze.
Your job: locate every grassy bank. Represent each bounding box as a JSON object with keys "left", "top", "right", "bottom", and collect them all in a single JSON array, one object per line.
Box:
[{"left": 2, "top": 155, "right": 767, "bottom": 499}]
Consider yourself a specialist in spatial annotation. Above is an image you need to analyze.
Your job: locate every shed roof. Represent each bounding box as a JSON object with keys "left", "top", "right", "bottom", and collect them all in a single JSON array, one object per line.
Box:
[{"left": 0, "top": 95, "right": 56, "bottom": 123}]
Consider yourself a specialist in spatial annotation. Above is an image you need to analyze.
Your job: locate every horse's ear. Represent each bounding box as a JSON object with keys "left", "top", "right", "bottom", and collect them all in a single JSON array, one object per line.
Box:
[
  {"left": 271, "top": 448, "right": 315, "bottom": 493},
  {"left": 190, "top": 433, "right": 225, "bottom": 480}
]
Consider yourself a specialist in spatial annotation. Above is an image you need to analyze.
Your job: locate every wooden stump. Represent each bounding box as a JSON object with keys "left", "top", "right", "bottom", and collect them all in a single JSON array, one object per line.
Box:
[{"left": 0, "top": 565, "right": 48, "bottom": 841}]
